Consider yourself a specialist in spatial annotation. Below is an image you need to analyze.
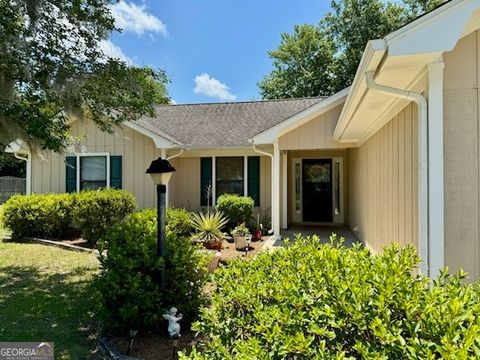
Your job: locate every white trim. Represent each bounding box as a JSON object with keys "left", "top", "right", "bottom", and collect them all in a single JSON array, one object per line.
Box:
[
  {"left": 272, "top": 140, "right": 281, "bottom": 238},
  {"left": 71, "top": 152, "right": 111, "bottom": 193},
  {"left": 244, "top": 156, "right": 248, "bottom": 197},
  {"left": 427, "top": 61, "right": 445, "bottom": 278},
  {"left": 13, "top": 153, "right": 31, "bottom": 195},
  {"left": 124, "top": 121, "right": 179, "bottom": 149},
  {"left": 212, "top": 156, "right": 216, "bottom": 205},
  {"left": 281, "top": 151, "right": 288, "bottom": 229},
  {"left": 250, "top": 87, "right": 350, "bottom": 145}
]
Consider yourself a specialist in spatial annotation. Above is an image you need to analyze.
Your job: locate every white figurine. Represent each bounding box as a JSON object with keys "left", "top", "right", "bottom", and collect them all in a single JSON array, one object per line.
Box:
[{"left": 162, "top": 307, "right": 183, "bottom": 338}]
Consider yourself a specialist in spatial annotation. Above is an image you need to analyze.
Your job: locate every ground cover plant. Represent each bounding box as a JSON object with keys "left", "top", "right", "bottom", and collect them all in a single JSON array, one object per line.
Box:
[
  {"left": 183, "top": 236, "right": 480, "bottom": 359},
  {"left": 0, "top": 241, "right": 100, "bottom": 359}
]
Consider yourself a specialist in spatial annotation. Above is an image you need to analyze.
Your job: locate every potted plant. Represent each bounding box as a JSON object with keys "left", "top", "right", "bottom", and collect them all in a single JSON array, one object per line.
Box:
[
  {"left": 231, "top": 223, "right": 250, "bottom": 250},
  {"left": 190, "top": 211, "right": 228, "bottom": 251}
]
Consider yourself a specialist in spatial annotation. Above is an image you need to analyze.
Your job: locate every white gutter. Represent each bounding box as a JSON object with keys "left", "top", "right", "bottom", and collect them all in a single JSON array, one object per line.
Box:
[
  {"left": 14, "top": 153, "right": 31, "bottom": 195},
  {"left": 252, "top": 144, "right": 275, "bottom": 236},
  {"left": 365, "top": 71, "right": 429, "bottom": 276},
  {"left": 166, "top": 148, "right": 184, "bottom": 161}
]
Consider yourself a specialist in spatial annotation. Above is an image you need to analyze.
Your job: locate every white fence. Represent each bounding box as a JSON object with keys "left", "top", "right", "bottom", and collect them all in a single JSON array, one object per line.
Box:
[{"left": 0, "top": 176, "right": 26, "bottom": 204}]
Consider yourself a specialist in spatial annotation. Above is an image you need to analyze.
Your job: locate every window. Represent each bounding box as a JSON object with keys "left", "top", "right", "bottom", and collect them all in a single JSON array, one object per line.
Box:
[
  {"left": 216, "top": 157, "right": 244, "bottom": 197},
  {"left": 66, "top": 154, "right": 122, "bottom": 193}
]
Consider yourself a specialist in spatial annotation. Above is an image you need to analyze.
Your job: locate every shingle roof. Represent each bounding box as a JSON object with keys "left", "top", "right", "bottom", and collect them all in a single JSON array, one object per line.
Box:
[{"left": 136, "top": 97, "right": 324, "bottom": 148}]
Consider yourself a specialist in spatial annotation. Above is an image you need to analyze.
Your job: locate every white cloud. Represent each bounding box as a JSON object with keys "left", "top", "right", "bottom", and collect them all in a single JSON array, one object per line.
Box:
[
  {"left": 110, "top": 1, "right": 168, "bottom": 37},
  {"left": 99, "top": 39, "right": 133, "bottom": 65},
  {"left": 193, "top": 73, "right": 237, "bottom": 102}
]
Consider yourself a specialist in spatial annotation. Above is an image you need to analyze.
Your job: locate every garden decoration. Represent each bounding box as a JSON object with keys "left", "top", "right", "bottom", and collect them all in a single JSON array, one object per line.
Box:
[{"left": 163, "top": 307, "right": 182, "bottom": 338}]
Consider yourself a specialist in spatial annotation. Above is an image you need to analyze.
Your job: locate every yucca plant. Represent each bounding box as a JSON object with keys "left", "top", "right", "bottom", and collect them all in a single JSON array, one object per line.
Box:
[{"left": 190, "top": 211, "right": 228, "bottom": 242}]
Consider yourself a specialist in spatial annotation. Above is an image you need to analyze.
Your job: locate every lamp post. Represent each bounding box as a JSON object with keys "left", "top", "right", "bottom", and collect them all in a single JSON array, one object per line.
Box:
[{"left": 146, "top": 157, "right": 176, "bottom": 289}]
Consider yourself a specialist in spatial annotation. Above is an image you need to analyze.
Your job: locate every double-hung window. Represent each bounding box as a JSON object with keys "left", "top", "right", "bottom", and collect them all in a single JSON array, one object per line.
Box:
[
  {"left": 66, "top": 153, "right": 122, "bottom": 193},
  {"left": 200, "top": 156, "right": 260, "bottom": 206}
]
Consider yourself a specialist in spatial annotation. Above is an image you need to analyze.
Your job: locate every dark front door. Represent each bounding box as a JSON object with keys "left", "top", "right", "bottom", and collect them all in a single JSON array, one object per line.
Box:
[{"left": 302, "top": 159, "right": 333, "bottom": 222}]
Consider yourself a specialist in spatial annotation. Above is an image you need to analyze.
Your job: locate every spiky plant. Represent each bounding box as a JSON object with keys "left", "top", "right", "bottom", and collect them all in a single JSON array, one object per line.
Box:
[{"left": 190, "top": 211, "right": 228, "bottom": 242}]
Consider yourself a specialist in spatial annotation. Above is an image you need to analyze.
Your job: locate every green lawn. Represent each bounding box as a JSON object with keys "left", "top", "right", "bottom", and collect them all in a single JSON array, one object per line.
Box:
[{"left": 0, "top": 241, "right": 101, "bottom": 359}]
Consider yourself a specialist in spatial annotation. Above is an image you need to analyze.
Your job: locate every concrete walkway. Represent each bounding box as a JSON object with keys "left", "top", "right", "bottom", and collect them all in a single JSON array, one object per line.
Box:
[{"left": 275, "top": 226, "right": 360, "bottom": 247}]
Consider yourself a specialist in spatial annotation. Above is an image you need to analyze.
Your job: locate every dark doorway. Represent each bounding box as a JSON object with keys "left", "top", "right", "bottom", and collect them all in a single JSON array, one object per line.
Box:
[{"left": 302, "top": 159, "right": 333, "bottom": 222}]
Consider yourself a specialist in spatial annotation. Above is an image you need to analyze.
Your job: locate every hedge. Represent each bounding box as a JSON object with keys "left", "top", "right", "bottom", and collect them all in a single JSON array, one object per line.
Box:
[
  {"left": 182, "top": 236, "right": 480, "bottom": 359},
  {"left": 2, "top": 189, "right": 136, "bottom": 243},
  {"left": 216, "top": 194, "right": 254, "bottom": 231}
]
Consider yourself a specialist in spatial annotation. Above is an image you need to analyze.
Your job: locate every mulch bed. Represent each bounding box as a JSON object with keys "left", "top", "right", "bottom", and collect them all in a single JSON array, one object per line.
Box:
[
  {"left": 218, "top": 236, "right": 268, "bottom": 263},
  {"left": 111, "top": 331, "right": 198, "bottom": 360}
]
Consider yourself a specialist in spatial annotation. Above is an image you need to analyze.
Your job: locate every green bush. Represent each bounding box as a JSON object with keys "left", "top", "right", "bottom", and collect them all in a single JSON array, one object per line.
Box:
[
  {"left": 182, "top": 236, "right": 480, "bottom": 359},
  {"left": 72, "top": 189, "right": 136, "bottom": 244},
  {"left": 166, "top": 207, "right": 193, "bottom": 237},
  {"left": 95, "top": 209, "right": 210, "bottom": 332},
  {"left": 2, "top": 193, "right": 74, "bottom": 238},
  {"left": 216, "top": 194, "right": 254, "bottom": 231}
]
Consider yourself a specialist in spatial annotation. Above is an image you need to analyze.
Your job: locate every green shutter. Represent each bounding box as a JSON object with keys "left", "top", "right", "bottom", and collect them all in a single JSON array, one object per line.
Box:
[
  {"left": 65, "top": 156, "right": 77, "bottom": 193},
  {"left": 248, "top": 156, "right": 260, "bottom": 206},
  {"left": 200, "top": 157, "right": 212, "bottom": 206},
  {"left": 110, "top": 156, "right": 122, "bottom": 189}
]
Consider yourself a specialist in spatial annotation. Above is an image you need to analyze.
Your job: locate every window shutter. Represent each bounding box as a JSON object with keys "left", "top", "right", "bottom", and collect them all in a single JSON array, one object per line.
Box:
[
  {"left": 200, "top": 157, "right": 212, "bottom": 206},
  {"left": 65, "top": 156, "right": 77, "bottom": 193},
  {"left": 110, "top": 156, "right": 122, "bottom": 189},
  {"left": 248, "top": 156, "right": 260, "bottom": 206}
]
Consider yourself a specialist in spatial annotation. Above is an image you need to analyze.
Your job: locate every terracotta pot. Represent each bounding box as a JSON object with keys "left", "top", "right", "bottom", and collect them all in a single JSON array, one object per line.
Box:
[{"left": 203, "top": 239, "right": 222, "bottom": 251}]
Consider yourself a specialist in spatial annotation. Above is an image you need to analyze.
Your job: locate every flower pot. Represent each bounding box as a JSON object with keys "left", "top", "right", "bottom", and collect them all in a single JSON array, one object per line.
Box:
[
  {"left": 233, "top": 235, "right": 248, "bottom": 250},
  {"left": 203, "top": 239, "right": 222, "bottom": 251}
]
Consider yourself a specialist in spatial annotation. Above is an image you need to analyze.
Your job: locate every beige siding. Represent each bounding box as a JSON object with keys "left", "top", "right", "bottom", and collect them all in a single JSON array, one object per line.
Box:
[
  {"left": 169, "top": 156, "right": 271, "bottom": 218},
  {"left": 278, "top": 105, "right": 348, "bottom": 150},
  {"left": 32, "top": 119, "right": 161, "bottom": 208},
  {"left": 347, "top": 103, "right": 418, "bottom": 253},
  {"left": 443, "top": 30, "right": 480, "bottom": 279},
  {"left": 31, "top": 119, "right": 272, "bottom": 215}
]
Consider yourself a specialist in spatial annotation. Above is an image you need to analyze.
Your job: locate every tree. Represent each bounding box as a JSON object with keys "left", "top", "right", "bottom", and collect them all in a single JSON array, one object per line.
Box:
[
  {"left": 258, "top": 25, "right": 336, "bottom": 99},
  {"left": 0, "top": 0, "right": 169, "bottom": 152},
  {"left": 259, "top": 0, "right": 447, "bottom": 99}
]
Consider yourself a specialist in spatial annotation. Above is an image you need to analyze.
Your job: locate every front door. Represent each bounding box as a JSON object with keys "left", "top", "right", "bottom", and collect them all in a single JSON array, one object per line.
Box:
[{"left": 302, "top": 159, "right": 333, "bottom": 222}]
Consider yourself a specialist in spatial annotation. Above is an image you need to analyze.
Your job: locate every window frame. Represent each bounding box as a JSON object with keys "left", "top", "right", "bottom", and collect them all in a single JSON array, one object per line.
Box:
[
  {"left": 72, "top": 153, "right": 111, "bottom": 193},
  {"left": 215, "top": 156, "right": 245, "bottom": 199}
]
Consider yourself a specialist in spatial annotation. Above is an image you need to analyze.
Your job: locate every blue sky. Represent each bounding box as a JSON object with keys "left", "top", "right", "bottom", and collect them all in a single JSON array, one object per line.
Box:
[{"left": 103, "top": 0, "right": 332, "bottom": 104}]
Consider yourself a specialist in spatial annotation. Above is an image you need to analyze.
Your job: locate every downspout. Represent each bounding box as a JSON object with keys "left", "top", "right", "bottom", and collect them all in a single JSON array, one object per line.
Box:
[
  {"left": 166, "top": 148, "right": 184, "bottom": 161},
  {"left": 14, "top": 153, "right": 31, "bottom": 195},
  {"left": 252, "top": 144, "right": 275, "bottom": 236},
  {"left": 365, "top": 71, "right": 429, "bottom": 276},
  {"left": 162, "top": 148, "right": 184, "bottom": 208}
]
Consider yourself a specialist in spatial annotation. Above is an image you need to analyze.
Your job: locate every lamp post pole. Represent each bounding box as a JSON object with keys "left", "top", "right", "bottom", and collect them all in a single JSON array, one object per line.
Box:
[{"left": 157, "top": 184, "right": 166, "bottom": 290}]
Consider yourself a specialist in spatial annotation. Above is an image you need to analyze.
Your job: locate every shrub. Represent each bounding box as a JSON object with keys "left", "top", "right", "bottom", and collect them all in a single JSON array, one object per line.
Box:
[
  {"left": 95, "top": 209, "right": 210, "bottom": 332},
  {"left": 2, "top": 193, "right": 74, "bottom": 238},
  {"left": 215, "top": 194, "right": 254, "bottom": 231},
  {"left": 182, "top": 236, "right": 480, "bottom": 359},
  {"left": 72, "top": 189, "right": 136, "bottom": 244},
  {"left": 166, "top": 207, "right": 193, "bottom": 238}
]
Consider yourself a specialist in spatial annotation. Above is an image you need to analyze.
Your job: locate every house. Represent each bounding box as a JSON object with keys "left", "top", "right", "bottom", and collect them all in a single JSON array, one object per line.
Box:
[{"left": 7, "top": 0, "right": 480, "bottom": 279}]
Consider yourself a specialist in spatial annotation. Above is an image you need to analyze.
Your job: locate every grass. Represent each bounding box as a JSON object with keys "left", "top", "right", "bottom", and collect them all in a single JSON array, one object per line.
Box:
[{"left": 0, "top": 241, "right": 101, "bottom": 359}]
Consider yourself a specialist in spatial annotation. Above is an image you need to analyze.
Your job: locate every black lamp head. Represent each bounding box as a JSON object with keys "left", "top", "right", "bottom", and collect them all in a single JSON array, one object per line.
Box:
[{"left": 146, "top": 157, "right": 176, "bottom": 174}]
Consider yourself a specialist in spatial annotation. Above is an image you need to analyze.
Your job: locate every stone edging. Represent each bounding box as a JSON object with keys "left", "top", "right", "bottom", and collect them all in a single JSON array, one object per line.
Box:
[{"left": 98, "top": 336, "right": 141, "bottom": 360}]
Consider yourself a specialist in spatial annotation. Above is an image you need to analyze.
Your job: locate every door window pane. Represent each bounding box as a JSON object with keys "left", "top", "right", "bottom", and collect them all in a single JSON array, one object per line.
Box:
[
  {"left": 216, "top": 157, "right": 244, "bottom": 197},
  {"left": 80, "top": 156, "right": 107, "bottom": 190}
]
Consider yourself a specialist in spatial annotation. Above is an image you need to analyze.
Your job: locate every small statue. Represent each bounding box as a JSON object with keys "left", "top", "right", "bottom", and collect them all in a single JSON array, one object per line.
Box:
[{"left": 162, "top": 307, "right": 182, "bottom": 338}]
